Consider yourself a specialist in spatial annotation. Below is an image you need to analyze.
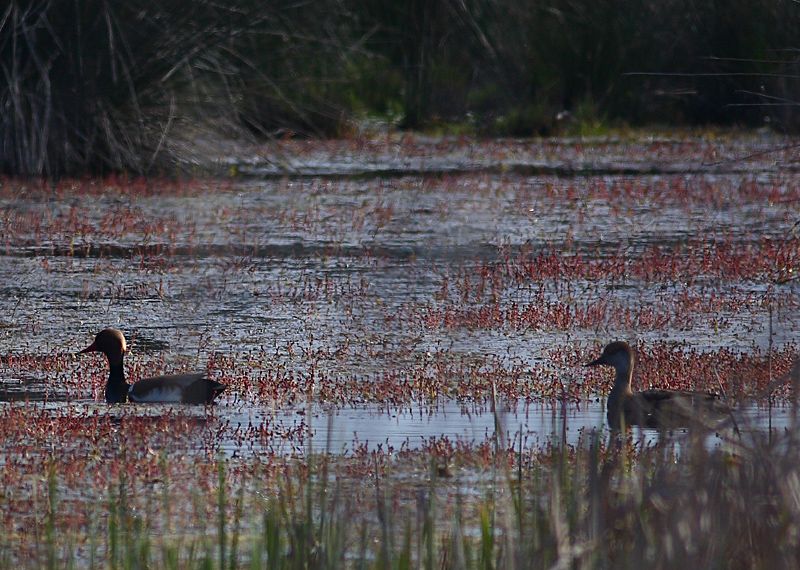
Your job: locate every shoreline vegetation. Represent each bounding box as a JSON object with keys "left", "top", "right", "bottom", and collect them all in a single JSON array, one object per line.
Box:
[
  {"left": 5, "top": 407, "right": 800, "bottom": 569},
  {"left": 2, "top": 1, "right": 800, "bottom": 177}
]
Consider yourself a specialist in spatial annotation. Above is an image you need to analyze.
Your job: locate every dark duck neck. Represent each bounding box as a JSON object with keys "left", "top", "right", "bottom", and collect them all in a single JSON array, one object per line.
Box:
[{"left": 105, "top": 355, "right": 130, "bottom": 404}]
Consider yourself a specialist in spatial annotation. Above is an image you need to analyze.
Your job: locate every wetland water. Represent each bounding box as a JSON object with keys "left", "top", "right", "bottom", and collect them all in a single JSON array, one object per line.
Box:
[{"left": 0, "top": 135, "right": 799, "bottom": 455}]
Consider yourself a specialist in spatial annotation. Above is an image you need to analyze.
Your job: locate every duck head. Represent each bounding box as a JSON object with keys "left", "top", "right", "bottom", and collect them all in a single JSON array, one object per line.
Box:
[
  {"left": 80, "top": 328, "right": 127, "bottom": 365},
  {"left": 586, "top": 341, "right": 634, "bottom": 371}
]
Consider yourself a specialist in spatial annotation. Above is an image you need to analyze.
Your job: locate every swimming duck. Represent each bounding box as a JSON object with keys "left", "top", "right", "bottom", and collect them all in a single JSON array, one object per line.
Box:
[
  {"left": 587, "top": 341, "right": 725, "bottom": 429},
  {"left": 80, "top": 328, "right": 225, "bottom": 404}
]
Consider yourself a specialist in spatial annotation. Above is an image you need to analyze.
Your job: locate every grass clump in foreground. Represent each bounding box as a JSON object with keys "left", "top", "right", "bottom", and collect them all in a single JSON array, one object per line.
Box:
[{"left": 5, "top": 416, "right": 800, "bottom": 569}]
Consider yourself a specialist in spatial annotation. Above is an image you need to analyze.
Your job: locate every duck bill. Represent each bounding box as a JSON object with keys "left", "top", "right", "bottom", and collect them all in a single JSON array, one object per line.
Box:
[
  {"left": 79, "top": 341, "right": 98, "bottom": 354},
  {"left": 585, "top": 356, "right": 605, "bottom": 367}
]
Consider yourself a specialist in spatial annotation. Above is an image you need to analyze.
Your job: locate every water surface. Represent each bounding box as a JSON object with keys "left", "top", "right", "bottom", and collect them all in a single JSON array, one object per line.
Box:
[{"left": 0, "top": 135, "right": 798, "bottom": 454}]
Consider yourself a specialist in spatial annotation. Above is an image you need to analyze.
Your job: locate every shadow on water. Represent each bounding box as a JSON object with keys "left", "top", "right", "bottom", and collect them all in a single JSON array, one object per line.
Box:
[
  {"left": 0, "top": 375, "right": 64, "bottom": 402},
  {"left": 0, "top": 388, "right": 50, "bottom": 402}
]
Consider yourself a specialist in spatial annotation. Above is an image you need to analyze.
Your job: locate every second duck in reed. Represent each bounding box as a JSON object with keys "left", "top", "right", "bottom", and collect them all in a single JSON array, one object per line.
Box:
[{"left": 587, "top": 341, "right": 727, "bottom": 430}]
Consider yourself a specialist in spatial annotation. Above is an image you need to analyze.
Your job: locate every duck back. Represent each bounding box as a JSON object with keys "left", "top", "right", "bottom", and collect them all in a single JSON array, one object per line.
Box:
[
  {"left": 129, "top": 373, "right": 225, "bottom": 404},
  {"left": 635, "top": 389, "right": 725, "bottom": 428}
]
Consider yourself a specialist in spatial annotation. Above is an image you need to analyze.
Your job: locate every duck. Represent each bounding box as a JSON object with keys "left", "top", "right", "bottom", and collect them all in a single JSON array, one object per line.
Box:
[
  {"left": 586, "top": 341, "right": 726, "bottom": 429},
  {"left": 79, "top": 328, "right": 225, "bottom": 404}
]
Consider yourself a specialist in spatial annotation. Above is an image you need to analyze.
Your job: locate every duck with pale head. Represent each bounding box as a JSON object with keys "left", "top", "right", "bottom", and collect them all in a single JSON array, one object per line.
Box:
[{"left": 80, "top": 328, "right": 226, "bottom": 405}]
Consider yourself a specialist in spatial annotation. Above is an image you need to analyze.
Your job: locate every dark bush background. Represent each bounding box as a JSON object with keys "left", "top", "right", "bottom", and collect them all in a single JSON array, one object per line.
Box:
[{"left": 2, "top": 0, "right": 799, "bottom": 176}]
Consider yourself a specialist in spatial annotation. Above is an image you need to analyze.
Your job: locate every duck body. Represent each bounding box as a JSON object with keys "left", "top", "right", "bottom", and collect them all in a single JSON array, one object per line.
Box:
[
  {"left": 588, "top": 341, "right": 725, "bottom": 430},
  {"left": 81, "top": 329, "right": 225, "bottom": 405},
  {"left": 608, "top": 386, "right": 722, "bottom": 430},
  {"left": 128, "top": 373, "right": 222, "bottom": 404}
]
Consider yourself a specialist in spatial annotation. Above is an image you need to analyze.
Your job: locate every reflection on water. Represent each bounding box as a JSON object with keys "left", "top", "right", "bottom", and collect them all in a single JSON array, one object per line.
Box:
[
  {"left": 0, "top": 396, "right": 794, "bottom": 457},
  {"left": 263, "top": 401, "right": 794, "bottom": 453},
  {"left": 284, "top": 401, "right": 608, "bottom": 452},
  {"left": 52, "top": 400, "right": 800, "bottom": 452}
]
